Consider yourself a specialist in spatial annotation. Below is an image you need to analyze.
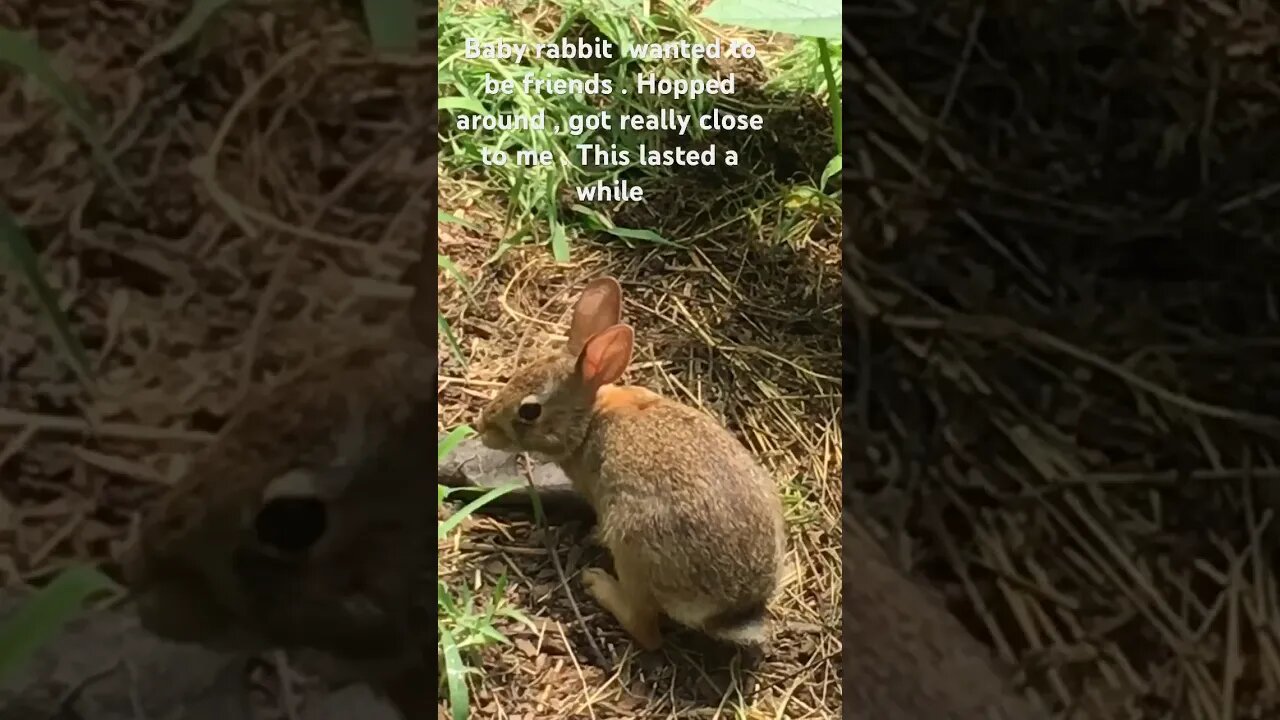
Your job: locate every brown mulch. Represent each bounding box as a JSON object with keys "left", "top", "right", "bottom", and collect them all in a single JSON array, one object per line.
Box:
[{"left": 850, "top": 1, "right": 1280, "bottom": 719}]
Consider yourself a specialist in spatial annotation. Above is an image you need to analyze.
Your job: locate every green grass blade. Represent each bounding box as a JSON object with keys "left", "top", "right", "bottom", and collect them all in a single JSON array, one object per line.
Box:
[
  {"left": 438, "top": 210, "right": 483, "bottom": 233},
  {"left": 0, "top": 207, "right": 94, "bottom": 385},
  {"left": 437, "top": 253, "right": 470, "bottom": 289},
  {"left": 545, "top": 172, "right": 570, "bottom": 262},
  {"left": 439, "top": 626, "right": 470, "bottom": 720},
  {"left": 549, "top": 219, "right": 569, "bottom": 263},
  {"left": 363, "top": 0, "right": 419, "bottom": 54},
  {"left": 701, "top": 0, "right": 841, "bottom": 39},
  {"left": 438, "top": 483, "right": 523, "bottom": 539},
  {"left": 816, "top": 38, "right": 841, "bottom": 154},
  {"left": 137, "top": 0, "right": 237, "bottom": 65},
  {"left": 0, "top": 565, "right": 118, "bottom": 687},
  {"left": 437, "top": 425, "right": 475, "bottom": 461},
  {"left": 438, "top": 311, "right": 467, "bottom": 368},
  {"left": 599, "top": 226, "right": 677, "bottom": 246},
  {"left": 0, "top": 30, "right": 138, "bottom": 207},
  {"left": 439, "top": 97, "right": 489, "bottom": 114}
]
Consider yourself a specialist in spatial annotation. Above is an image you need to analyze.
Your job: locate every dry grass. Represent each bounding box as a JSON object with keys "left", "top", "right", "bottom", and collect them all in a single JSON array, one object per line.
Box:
[{"left": 850, "top": 1, "right": 1280, "bottom": 718}]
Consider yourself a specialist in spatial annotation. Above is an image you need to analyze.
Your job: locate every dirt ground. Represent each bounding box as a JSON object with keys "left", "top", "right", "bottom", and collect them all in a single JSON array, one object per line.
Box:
[{"left": 851, "top": 2, "right": 1280, "bottom": 719}]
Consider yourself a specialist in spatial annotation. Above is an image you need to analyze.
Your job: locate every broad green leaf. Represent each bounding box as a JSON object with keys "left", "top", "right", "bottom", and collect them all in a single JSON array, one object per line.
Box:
[
  {"left": 439, "top": 626, "right": 470, "bottom": 720},
  {"left": 0, "top": 566, "right": 118, "bottom": 686},
  {"left": 0, "top": 207, "right": 94, "bottom": 385},
  {"left": 820, "top": 154, "right": 841, "bottom": 190},
  {"left": 701, "top": 0, "right": 841, "bottom": 39},
  {"left": 438, "top": 483, "right": 522, "bottom": 539},
  {"left": 0, "top": 30, "right": 138, "bottom": 207},
  {"left": 137, "top": 0, "right": 237, "bottom": 65},
  {"left": 439, "top": 97, "right": 488, "bottom": 115},
  {"left": 363, "top": 0, "right": 419, "bottom": 54}
]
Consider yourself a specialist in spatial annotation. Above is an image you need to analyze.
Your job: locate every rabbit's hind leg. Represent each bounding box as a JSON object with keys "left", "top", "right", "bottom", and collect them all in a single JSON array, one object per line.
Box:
[{"left": 581, "top": 565, "right": 662, "bottom": 651}]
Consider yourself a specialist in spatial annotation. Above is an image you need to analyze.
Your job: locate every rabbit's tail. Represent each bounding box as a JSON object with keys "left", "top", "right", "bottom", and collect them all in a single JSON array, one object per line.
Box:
[{"left": 705, "top": 601, "right": 769, "bottom": 645}]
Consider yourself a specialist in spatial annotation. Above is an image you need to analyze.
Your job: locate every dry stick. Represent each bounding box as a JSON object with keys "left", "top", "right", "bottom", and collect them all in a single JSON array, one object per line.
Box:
[
  {"left": 0, "top": 409, "right": 214, "bottom": 443},
  {"left": 911, "top": 5, "right": 985, "bottom": 186},
  {"left": 517, "top": 454, "right": 609, "bottom": 669},
  {"left": 234, "top": 120, "right": 422, "bottom": 409}
]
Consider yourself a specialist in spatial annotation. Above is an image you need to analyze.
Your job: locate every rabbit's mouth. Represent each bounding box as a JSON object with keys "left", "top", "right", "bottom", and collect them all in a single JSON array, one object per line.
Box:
[{"left": 478, "top": 427, "right": 512, "bottom": 450}]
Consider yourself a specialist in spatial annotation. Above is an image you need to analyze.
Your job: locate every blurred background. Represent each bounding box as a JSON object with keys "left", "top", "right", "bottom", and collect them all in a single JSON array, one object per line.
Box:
[{"left": 848, "top": 2, "right": 1280, "bottom": 718}]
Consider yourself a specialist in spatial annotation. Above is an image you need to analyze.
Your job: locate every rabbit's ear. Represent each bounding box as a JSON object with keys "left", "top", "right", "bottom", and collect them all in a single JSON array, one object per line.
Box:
[
  {"left": 567, "top": 277, "right": 623, "bottom": 354},
  {"left": 575, "top": 324, "right": 634, "bottom": 392}
]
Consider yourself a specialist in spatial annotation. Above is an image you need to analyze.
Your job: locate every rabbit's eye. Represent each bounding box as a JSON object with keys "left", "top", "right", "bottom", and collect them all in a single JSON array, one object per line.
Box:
[
  {"left": 254, "top": 497, "right": 327, "bottom": 553},
  {"left": 517, "top": 401, "right": 542, "bottom": 422}
]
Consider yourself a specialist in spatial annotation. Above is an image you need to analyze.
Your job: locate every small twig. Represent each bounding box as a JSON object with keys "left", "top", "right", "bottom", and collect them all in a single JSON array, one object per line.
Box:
[
  {"left": 54, "top": 660, "right": 122, "bottom": 719},
  {"left": 0, "top": 409, "right": 215, "bottom": 443},
  {"left": 518, "top": 454, "right": 608, "bottom": 668}
]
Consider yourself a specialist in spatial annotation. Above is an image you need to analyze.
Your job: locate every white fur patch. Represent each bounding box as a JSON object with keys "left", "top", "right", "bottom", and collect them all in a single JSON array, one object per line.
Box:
[
  {"left": 711, "top": 617, "right": 768, "bottom": 645},
  {"left": 262, "top": 469, "right": 320, "bottom": 499}
]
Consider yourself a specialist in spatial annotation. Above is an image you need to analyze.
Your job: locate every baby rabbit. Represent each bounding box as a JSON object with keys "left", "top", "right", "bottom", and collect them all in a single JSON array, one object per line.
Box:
[
  {"left": 476, "top": 277, "right": 787, "bottom": 650},
  {"left": 121, "top": 339, "right": 436, "bottom": 718}
]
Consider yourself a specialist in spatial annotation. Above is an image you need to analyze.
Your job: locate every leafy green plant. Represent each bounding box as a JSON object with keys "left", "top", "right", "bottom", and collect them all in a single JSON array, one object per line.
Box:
[
  {"left": 701, "top": 0, "right": 842, "bottom": 172},
  {"left": 0, "top": 566, "right": 120, "bottom": 688},
  {"left": 437, "top": 426, "right": 531, "bottom": 720},
  {"left": 437, "top": 0, "right": 681, "bottom": 262}
]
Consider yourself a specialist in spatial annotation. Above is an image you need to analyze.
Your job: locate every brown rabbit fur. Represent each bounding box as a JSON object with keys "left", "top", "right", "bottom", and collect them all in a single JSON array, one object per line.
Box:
[
  {"left": 842, "top": 433, "right": 1049, "bottom": 719},
  {"left": 842, "top": 514, "right": 1050, "bottom": 719},
  {"left": 121, "top": 337, "right": 436, "bottom": 717},
  {"left": 476, "top": 277, "right": 787, "bottom": 650}
]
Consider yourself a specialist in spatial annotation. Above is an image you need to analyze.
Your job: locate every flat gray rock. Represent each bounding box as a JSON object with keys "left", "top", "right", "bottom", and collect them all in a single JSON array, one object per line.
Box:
[
  {"left": 0, "top": 593, "right": 399, "bottom": 720},
  {"left": 303, "top": 685, "right": 401, "bottom": 720},
  {"left": 438, "top": 437, "right": 595, "bottom": 523},
  {"left": 0, "top": 593, "right": 249, "bottom": 720}
]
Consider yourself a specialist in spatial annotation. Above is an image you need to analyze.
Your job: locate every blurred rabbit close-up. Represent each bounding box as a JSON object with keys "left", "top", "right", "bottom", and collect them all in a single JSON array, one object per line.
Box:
[
  {"left": 474, "top": 278, "right": 789, "bottom": 652},
  {"left": 122, "top": 337, "right": 438, "bottom": 716}
]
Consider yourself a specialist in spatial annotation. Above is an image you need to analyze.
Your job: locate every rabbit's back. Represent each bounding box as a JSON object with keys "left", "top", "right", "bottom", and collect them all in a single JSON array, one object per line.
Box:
[
  {"left": 843, "top": 513, "right": 1049, "bottom": 719},
  {"left": 574, "top": 391, "right": 785, "bottom": 618}
]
